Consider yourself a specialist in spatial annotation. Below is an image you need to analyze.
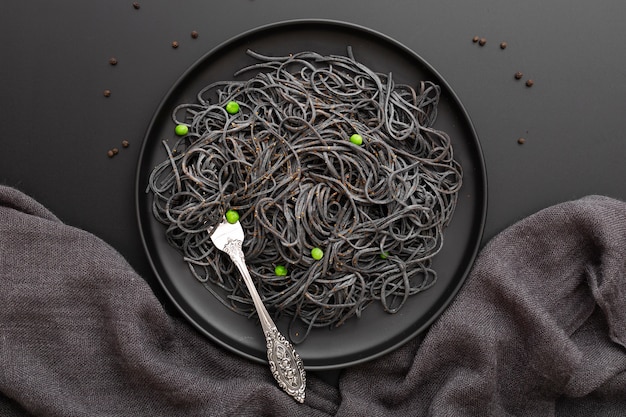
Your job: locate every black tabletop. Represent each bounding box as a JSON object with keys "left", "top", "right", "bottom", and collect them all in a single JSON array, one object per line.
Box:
[{"left": 3, "top": 0, "right": 625, "bottom": 367}]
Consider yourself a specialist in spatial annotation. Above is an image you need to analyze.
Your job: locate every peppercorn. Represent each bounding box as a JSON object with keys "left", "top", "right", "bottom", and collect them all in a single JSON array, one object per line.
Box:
[
  {"left": 103, "top": 89, "right": 111, "bottom": 97},
  {"left": 191, "top": 30, "right": 199, "bottom": 39},
  {"left": 112, "top": 148, "right": 119, "bottom": 155},
  {"left": 514, "top": 72, "right": 523, "bottom": 80},
  {"left": 500, "top": 42, "right": 507, "bottom": 49},
  {"left": 122, "top": 140, "right": 130, "bottom": 148},
  {"left": 517, "top": 138, "right": 526, "bottom": 145},
  {"left": 472, "top": 36, "right": 479, "bottom": 43},
  {"left": 109, "top": 57, "right": 118, "bottom": 66},
  {"left": 107, "top": 150, "right": 115, "bottom": 158},
  {"left": 132, "top": 2, "right": 140, "bottom": 9},
  {"left": 478, "top": 37, "right": 487, "bottom": 46},
  {"left": 171, "top": 41, "right": 179, "bottom": 49},
  {"left": 525, "top": 79, "right": 534, "bottom": 87}
]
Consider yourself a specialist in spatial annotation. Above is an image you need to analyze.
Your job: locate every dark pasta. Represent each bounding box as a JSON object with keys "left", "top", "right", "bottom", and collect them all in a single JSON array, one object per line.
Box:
[{"left": 147, "top": 48, "right": 462, "bottom": 342}]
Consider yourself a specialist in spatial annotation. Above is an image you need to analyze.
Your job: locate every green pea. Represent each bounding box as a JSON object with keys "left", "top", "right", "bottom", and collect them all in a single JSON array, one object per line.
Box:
[
  {"left": 225, "top": 209, "right": 239, "bottom": 224},
  {"left": 380, "top": 251, "right": 390, "bottom": 259},
  {"left": 349, "top": 133, "right": 363, "bottom": 146},
  {"left": 226, "top": 101, "right": 240, "bottom": 114},
  {"left": 311, "top": 247, "right": 324, "bottom": 260},
  {"left": 274, "top": 265, "right": 288, "bottom": 276},
  {"left": 175, "top": 124, "right": 189, "bottom": 136}
]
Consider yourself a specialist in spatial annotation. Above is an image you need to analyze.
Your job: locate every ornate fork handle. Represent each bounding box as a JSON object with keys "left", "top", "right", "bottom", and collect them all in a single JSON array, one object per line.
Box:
[{"left": 222, "top": 238, "right": 306, "bottom": 403}]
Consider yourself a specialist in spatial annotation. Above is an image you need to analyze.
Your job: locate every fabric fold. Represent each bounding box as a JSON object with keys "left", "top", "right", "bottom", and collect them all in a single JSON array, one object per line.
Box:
[{"left": 1, "top": 185, "right": 626, "bottom": 416}]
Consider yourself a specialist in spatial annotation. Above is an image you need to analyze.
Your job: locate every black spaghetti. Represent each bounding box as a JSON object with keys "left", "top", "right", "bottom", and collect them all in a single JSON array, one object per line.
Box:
[{"left": 147, "top": 49, "right": 462, "bottom": 342}]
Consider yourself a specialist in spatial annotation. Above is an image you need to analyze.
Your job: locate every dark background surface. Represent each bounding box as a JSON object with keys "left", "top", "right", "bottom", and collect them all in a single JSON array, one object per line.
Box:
[{"left": 2, "top": 0, "right": 625, "bottom": 370}]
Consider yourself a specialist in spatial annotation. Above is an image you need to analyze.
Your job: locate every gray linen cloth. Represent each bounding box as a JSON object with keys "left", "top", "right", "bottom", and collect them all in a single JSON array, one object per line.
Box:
[{"left": 1, "top": 184, "right": 626, "bottom": 416}]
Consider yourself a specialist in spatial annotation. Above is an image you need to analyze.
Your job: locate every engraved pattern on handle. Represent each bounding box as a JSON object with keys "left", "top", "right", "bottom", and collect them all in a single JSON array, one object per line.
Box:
[
  {"left": 222, "top": 237, "right": 306, "bottom": 403},
  {"left": 266, "top": 327, "right": 306, "bottom": 403}
]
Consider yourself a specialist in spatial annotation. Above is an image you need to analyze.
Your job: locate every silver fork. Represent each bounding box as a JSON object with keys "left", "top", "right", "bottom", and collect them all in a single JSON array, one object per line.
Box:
[{"left": 210, "top": 218, "right": 306, "bottom": 403}]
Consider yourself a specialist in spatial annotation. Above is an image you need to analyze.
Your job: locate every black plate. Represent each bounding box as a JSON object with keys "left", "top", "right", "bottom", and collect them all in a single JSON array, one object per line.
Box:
[{"left": 136, "top": 19, "right": 487, "bottom": 370}]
